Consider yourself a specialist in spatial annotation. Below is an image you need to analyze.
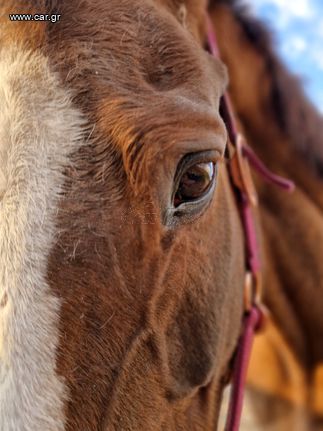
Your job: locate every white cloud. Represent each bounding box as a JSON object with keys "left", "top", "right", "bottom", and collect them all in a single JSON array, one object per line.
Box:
[
  {"left": 268, "top": 0, "right": 312, "bottom": 18},
  {"left": 251, "top": 0, "right": 314, "bottom": 27},
  {"left": 282, "top": 35, "right": 307, "bottom": 57}
]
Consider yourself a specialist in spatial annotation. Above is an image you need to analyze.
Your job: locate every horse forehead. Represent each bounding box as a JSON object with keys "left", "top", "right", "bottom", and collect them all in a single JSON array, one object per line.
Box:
[
  {"left": 51, "top": 0, "right": 226, "bottom": 140},
  {"left": 100, "top": 3, "right": 225, "bottom": 109},
  {"left": 27, "top": 0, "right": 225, "bottom": 119},
  {"left": 58, "top": 0, "right": 219, "bottom": 89}
]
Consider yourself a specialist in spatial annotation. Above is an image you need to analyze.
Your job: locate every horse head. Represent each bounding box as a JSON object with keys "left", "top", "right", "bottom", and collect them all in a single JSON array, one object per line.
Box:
[{"left": 0, "top": 1, "right": 246, "bottom": 429}]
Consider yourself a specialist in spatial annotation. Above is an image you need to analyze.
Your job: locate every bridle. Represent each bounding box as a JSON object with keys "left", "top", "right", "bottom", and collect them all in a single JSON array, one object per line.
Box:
[{"left": 206, "top": 16, "right": 295, "bottom": 431}]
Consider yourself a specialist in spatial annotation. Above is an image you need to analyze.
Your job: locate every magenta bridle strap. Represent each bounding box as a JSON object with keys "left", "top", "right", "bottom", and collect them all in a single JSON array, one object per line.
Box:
[
  {"left": 206, "top": 14, "right": 295, "bottom": 431},
  {"left": 224, "top": 306, "right": 262, "bottom": 431},
  {"left": 241, "top": 144, "right": 295, "bottom": 191}
]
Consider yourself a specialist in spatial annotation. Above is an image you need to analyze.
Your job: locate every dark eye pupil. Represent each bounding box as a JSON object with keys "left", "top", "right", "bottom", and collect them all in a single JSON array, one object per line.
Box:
[{"left": 174, "top": 162, "right": 215, "bottom": 207}]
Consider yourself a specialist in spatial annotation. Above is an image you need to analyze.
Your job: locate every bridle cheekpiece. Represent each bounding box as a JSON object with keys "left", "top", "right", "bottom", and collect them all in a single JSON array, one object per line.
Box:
[{"left": 206, "top": 15, "right": 295, "bottom": 431}]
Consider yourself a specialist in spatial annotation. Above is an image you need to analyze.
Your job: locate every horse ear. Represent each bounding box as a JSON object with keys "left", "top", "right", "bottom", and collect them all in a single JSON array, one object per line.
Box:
[{"left": 177, "top": 3, "right": 187, "bottom": 28}]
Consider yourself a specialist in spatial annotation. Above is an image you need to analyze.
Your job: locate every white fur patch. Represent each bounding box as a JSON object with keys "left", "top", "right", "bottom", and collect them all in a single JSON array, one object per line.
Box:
[{"left": 0, "top": 46, "right": 85, "bottom": 430}]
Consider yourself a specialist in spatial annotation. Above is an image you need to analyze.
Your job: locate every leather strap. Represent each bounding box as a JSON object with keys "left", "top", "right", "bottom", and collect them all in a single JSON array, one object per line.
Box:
[{"left": 206, "top": 14, "right": 295, "bottom": 431}]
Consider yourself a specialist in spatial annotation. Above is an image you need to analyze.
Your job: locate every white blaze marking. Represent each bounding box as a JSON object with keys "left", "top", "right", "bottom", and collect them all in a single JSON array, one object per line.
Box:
[{"left": 0, "top": 46, "right": 85, "bottom": 431}]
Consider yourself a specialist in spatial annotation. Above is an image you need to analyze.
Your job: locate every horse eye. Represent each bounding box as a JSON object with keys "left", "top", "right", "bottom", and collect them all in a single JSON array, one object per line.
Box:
[{"left": 174, "top": 161, "right": 216, "bottom": 207}]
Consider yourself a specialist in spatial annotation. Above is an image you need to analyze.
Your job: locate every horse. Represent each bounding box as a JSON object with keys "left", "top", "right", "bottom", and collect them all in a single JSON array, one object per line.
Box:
[
  {"left": 2, "top": 0, "right": 321, "bottom": 429},
  {"left": 0, "top": 0, "right": 252, "bottom": 429},
  {"left": 208, "top": 1, "right": 323, "bottom": 429}
]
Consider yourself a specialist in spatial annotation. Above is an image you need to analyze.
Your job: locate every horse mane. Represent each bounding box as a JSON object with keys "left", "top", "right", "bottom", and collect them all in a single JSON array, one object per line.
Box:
[{"left": 210, "top": 0, "right": 323, "bottom": 177}]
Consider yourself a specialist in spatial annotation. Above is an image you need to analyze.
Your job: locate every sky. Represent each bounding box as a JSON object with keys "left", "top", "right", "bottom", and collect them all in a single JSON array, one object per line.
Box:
[{"left": 246, "top": 0, "right": 323, "bottom": 113}]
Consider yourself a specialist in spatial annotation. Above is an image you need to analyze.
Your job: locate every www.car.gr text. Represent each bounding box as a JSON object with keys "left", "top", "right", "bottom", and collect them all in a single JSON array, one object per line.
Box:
[{"left": 9, "top": 14, "right": 61, "bottom": 23}]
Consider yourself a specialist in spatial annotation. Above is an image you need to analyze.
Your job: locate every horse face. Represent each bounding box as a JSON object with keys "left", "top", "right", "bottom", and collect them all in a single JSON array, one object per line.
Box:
[{"left": 1, "top": 0, "right": 244, "bottom": 429}]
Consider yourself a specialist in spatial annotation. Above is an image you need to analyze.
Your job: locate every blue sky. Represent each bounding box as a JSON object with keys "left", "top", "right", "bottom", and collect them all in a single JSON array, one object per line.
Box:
[{"left": 246, "top": 0, "right": 323, "bottom": 113}]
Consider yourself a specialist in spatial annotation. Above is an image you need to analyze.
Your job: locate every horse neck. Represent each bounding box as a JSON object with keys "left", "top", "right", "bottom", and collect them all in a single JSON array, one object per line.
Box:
[{"left": 210, "top": 4, "right": 323, "bottom": 369}]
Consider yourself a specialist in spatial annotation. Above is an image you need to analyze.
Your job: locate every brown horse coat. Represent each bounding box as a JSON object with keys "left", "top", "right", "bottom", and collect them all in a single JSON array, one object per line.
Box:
[{"left": 0, "top": 1, "right": 247, "bottom": 429}]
